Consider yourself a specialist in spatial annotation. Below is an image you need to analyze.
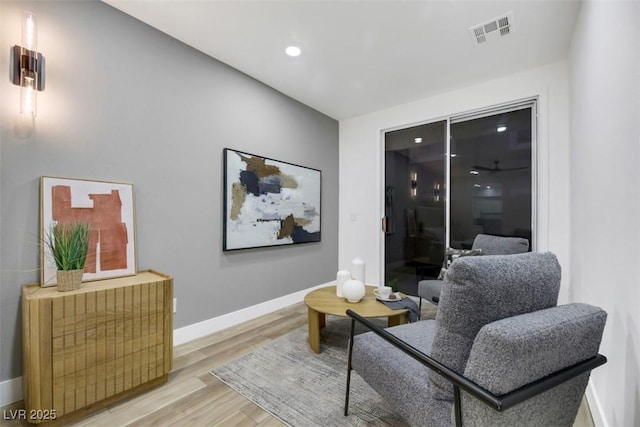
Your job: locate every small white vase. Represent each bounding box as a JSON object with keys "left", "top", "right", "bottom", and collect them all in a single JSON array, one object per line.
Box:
[
  {"left": 336, "top": 270, "right": 350, "bottom": 297},
  {"left": 342, "top": 279, "right": 365, "bottom": 303}
]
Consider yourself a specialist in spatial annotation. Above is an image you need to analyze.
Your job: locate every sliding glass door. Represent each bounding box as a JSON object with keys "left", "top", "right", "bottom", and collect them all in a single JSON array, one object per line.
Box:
[
  {"left": 384, "top": 121, "right": 446, "bottom": 295},
  {"left": 383, "top": 101, "right": 535, "bottom": 295},
  {"left": 450, "top": 105, "right": 534, "bottom": 248}
]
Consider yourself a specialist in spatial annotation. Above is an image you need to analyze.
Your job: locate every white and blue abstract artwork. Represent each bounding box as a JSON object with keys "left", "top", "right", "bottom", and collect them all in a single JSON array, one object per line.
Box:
[{"left": 223, "top": 148, "right": 321, "bottom": 251}]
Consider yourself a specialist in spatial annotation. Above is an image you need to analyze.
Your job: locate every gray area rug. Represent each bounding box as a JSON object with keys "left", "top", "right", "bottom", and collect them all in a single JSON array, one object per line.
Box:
[{"left": 210, "top": 318, "right": 409, "bottom": 426}]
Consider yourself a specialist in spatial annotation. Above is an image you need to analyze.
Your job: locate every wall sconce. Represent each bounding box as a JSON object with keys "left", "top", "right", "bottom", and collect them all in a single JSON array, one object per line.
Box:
[
  {"left": 433, "top": 182, "right": 441, "bottom": 203},
  {"left": 11, "top": 11, "right": 45, "bottom": 117},
  {"left": 411, "top": 172, "right": 417, "bottom": 197}
]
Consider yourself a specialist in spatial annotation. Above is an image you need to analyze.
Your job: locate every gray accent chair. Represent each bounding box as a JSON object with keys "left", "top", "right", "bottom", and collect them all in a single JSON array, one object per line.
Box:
[
  {"left": 345, "top": 252, "right": 607, "bottom": 426},
  {"left": 418, "top": 233, "right": 529, "bottom": 309}
]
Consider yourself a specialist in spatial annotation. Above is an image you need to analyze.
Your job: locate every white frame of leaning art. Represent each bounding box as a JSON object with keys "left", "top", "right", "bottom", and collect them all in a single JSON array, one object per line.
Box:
[
  {"left": 40, "top": 176, "right": 137, "bottom": 287},
  {"left": 223, "top": 148, "right": 322, "bottom": 251}
]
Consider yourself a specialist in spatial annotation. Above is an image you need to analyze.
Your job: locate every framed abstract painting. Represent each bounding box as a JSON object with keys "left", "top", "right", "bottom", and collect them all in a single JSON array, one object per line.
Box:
[
  {"left": 223, "top": 148, "right": 321, "bottom": 251},
  {"left": 40, "top": 176, "right": 137, "bottom": 286}
]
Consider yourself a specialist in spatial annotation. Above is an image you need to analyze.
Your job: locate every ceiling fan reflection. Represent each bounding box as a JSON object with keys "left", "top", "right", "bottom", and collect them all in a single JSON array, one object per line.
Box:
[{"left": 473, "top": 160, "right": 529, "bottom": 173}]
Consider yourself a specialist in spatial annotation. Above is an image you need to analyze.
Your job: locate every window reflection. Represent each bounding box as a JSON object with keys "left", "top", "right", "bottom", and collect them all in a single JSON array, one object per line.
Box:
[
  {"left": 450, "top": 108, "right": 532, "bottom": 248},
  {"left": 384, "top": 105, "right": 534, "bottom": 295}
]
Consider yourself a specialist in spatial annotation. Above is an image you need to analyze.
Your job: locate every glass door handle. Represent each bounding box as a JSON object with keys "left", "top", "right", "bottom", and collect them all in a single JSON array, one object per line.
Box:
[{"left": 382, "top": 216, "right": 388, "bottom": 234}]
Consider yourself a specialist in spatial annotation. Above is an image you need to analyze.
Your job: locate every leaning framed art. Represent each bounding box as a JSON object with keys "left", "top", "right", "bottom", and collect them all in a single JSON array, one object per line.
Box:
[
  {"left": 223, "top": 148, "right": 321, "bottom": 251},
  {"left": 40, "top": 176, "right": 137, "bottom": 286}
]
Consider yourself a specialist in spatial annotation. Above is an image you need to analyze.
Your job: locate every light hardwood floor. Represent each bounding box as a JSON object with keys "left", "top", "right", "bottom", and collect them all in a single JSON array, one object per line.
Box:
[{"left": 1, "top": 301, "right": 594, "bottom": 427}]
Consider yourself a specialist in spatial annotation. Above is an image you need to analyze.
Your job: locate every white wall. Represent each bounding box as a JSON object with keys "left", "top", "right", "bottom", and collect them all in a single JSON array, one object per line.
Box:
[
  {"left": 339, "top": 61, "right": 572, "bottom": 301},
  {"left": 569, "top": 1, "right": 640, "bottom": 426}
]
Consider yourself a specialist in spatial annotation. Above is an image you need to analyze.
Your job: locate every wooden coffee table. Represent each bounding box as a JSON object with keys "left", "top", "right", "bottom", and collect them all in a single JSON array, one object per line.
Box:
[{"left": 303, "top": 285, "right": 408, "bottom": 353}]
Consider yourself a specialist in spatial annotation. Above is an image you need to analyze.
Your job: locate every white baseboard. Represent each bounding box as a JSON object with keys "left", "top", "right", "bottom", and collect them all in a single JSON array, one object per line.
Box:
[
  {"left": 0, "top": 281, "right": 332, "bottom": 407},
  {"left": 586, "top": 379, "right": 608, "bottom": 427},
  {"left": 0, "top": 377, "right": 22, "bottom": 408},
  {"left": 173, "top": 281, "right": 331, "bottom": 346}
]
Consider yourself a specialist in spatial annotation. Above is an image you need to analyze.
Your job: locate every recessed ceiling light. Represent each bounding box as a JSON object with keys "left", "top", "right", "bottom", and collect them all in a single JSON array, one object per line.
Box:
[
  {"left": 414, "top": 137, "right": 422, "bottom": 143},
  {"left": 450, "top": 153, "right": 457, "bottom": 157},
  {"left": 470, "top": 170, "right": 479, "bottom": 175},
  {"left": 285, "top": 46, "right": 301, "bottom": 57},
  {"left": 497, "top": 125, "right": 507, "bottom": 132}
]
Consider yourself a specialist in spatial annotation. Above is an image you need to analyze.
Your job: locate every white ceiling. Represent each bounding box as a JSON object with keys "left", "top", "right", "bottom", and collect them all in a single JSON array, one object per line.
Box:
[{"left": 102, "top": 0, "right": 581, "bottom": 120}]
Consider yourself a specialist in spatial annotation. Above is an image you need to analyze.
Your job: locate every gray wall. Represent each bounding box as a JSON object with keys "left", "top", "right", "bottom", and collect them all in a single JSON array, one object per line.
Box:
[{"left": 0, "top": 1, "right": 338, "bottom": 381}]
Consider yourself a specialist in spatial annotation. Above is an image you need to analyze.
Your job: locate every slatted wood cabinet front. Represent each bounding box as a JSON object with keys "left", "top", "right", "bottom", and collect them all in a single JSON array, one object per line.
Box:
[{"left": 21, "top": 270, "right": 173, "bottom": 424}]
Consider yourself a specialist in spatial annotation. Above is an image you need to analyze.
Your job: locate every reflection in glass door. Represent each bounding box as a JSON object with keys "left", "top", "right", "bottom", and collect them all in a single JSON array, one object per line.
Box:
[
  {"left": 450, "top": 106, "right": 534, "bottom": 248},
  {"left": 383, "top": 102, "right": 535, "bottom": 296},
  {"left": 384, "top": 121, "right": 446, "bottom": 295}
]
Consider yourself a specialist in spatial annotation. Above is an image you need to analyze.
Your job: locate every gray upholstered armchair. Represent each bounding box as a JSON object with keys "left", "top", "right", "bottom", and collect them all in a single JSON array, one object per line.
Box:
[
  {"left": 418, "top": 233, "right": 529, "bottom": 309},
  {"left": 345, "top": 252, "right": 607, "bottom": 426}
]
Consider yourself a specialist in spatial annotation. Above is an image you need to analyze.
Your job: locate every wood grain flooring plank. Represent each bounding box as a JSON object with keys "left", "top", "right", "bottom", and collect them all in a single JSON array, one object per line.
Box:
[
  {"left": 240, "top": 401, "right": 279, "bottom": 425},
  {"left": 126, "top": 379, "right": 234, "bottom": 426},
  {"left": 256, "top": 416, "right": 287, "bottom": 427}
]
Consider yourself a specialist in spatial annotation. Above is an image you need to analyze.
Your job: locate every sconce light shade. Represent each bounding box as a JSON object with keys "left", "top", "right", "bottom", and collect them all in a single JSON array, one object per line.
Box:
[
  {"left": 411, "top": 172, "right": 417, "bottom": 197},
  {"left": 11, "top": 11, "right": 45, "bottom": 117}
]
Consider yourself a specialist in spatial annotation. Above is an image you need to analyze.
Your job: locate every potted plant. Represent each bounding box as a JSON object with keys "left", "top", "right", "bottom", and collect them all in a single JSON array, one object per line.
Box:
[{"left": 44, "top": 221, "right": 91, "bottom": 292}]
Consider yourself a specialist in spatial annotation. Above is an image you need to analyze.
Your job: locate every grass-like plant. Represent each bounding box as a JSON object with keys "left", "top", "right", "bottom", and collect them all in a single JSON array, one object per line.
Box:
[{"left": 45, "top": 221, "right": 91, "bottom": 271}]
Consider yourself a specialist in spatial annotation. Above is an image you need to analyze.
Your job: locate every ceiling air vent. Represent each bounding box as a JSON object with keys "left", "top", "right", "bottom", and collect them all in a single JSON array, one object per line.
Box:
[{"left": 469, "top": 12, "right": 514, "bottom": 45}]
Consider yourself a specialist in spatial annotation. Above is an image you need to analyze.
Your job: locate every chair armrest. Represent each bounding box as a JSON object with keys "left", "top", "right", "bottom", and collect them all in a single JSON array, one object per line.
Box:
[{"left": 346, "top": 309, "right": 606, "bottom": 426}]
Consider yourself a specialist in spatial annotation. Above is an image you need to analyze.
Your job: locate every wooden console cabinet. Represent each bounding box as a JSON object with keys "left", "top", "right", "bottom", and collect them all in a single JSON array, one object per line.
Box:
[{"left": 21, "top": 270, "right": 173, "bottom": 424}]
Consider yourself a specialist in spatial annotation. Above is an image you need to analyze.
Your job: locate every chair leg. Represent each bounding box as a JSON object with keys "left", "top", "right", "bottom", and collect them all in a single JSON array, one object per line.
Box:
[
  {"left": 344, "top": 318, "right": 356, "bottom": 416},
  {"left": 418, "top": 297, "right": 422, "bottom": 319},
  {"left": 453, "top": 385, "right": 462, "bottom": 427}
]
